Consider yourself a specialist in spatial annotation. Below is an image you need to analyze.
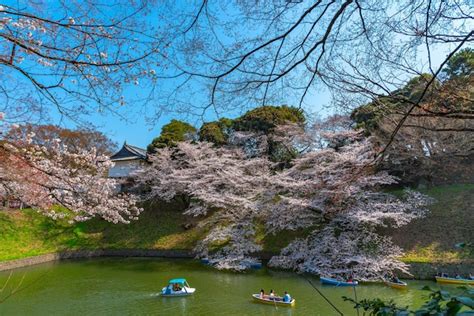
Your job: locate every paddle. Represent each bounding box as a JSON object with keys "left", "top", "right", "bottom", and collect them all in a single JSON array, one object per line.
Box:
[{"left": 271, "top": 294, "right": 278, "bottom": 310}]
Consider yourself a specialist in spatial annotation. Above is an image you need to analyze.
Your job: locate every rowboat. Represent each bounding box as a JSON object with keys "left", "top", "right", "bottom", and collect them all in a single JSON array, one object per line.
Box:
[
  {"left": 435, "top": 276, "right": 474, "bottom": 285},
  {"left": 384, "top": 279, "right": 408, "bottom": 289},
  {"left": 160, "top": 278, "right": 196, "bottom": 297},
  {"left": 252, "top": 294, "right": 295, "bottom": 307},
  {"left": 320, "top": 277, "right": 358, "bottom": 286}
]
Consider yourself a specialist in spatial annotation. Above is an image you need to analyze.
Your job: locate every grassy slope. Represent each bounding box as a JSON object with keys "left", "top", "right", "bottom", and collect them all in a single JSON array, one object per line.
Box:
[
  {"left": 391, "top": 184, "right": 474, "bottom": 263},
  {"left": 0, "top": 184, "right": 472, "bottom": 263},
  {"left": 0, "top": 207, "right": 204, "bottom": 261}
]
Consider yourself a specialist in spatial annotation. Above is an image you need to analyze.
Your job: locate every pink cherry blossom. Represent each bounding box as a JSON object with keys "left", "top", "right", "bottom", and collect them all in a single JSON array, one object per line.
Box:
[
  {"left": 135, "top": 125, "right": 432, "bottom": 279},
  {"left": 1, "top": 133, "right": 141, "bottom": 223}
]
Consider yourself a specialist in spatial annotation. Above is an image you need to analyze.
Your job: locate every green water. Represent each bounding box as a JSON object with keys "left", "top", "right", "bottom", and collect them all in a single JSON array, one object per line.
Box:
[{"left": 0, "top": 258, "right": 461, "bottom": 315}]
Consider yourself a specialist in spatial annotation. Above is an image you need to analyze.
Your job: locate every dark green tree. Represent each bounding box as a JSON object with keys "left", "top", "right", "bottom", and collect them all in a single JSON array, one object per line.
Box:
[
  {"left": 442, "top": 48, "right": 474, "bottom": 79},
  {"left": 147, "top": 119, "right": 197, "bottom": 153},
  {"left": 199, "top": 118, "right": 233, "bottom": 145},
  {"left": 351, "top": 74, "right": 439, "bottom": 133},
  {"left": 352, "top": 48, "right": 473, "bottom": 135},
  {"left": 232, "top": 105, "right": 305, "bottom": 164},
  {"left": 233, "top": 105, "right": 305, "bottom": 133}
]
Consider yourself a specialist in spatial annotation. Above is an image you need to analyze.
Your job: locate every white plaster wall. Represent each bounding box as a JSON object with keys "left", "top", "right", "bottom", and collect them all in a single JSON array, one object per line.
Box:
[{"left": 108, "top": 160, "right": 143, "bottom": 178}]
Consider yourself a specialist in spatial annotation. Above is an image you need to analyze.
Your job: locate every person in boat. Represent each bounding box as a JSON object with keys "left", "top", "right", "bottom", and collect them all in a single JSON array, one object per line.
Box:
[
  {"left": 347, "top": 275, "right": 354, "bottom": 283},
  {"left": 455, "top": 274, "right": 462, "bottom": 279},
  {"left": 283, "top": 291, "right": 292, "bottom": 303},
  {"left": 269, "top": 289, "right": 275, "bottom": 300},
  {"left": 391, "top": 275, "right": 401, "bottom": 284},
  {"left": 469, "top": 274, "right": 474, "bottom": 280},
  {"left": 259, "top": 289, "right": 265, "bottom": 299}
]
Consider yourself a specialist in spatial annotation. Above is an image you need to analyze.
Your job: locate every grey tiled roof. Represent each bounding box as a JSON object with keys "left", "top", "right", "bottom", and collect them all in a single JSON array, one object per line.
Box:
[{"left": 110, "top": 143, "right": 147, "bottom": 160}]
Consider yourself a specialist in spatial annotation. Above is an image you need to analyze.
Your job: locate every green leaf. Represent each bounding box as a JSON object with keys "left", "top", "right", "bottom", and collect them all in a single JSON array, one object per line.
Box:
[
  {"left": 414, "top": 309, "right": 429, "bottom": 316},
  {"left": 440, "top": 290, "right": 451, "bottom": 300},
  {"left": 456, "top": 296, "right": 474, "bottom": 308},
  {"left": 446, "top": 299, "right": 462, "bottom": 315}
]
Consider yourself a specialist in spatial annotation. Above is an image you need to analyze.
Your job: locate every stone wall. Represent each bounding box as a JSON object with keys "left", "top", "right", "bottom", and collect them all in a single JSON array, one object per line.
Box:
[
  {"left": 0, "top": 249, "right": 194, "bottom": 272},
  {"left": 407, "top": 261, "right": 474, "bottom": 280}
]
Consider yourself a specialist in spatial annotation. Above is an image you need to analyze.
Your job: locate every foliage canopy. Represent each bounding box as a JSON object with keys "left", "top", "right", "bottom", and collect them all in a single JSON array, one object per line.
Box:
[
  {"left": 148, "top": 120, "right": 197, "bottom": 152},
  {"left": 233, "top": 105, "right": 305, "bottom": 134},
  {"left": 199, "top": 118, "right": 233, "bottom": 145}
]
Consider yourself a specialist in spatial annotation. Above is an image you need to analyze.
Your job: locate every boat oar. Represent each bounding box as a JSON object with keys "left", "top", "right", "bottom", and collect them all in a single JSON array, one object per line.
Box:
[{"left": 268, "top": 295, "right": 278, "bottom": 310}]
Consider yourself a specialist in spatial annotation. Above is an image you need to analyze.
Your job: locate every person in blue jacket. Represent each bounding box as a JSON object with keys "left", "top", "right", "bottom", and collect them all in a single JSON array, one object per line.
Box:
[{"left": 282, "top": 291, "right": 292, "bottom": 303}]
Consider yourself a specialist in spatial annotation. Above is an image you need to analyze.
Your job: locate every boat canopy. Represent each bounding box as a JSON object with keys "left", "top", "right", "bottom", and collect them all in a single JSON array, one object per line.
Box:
[{"left": 168, "top": 278, "right": 187, "bottom": 285}]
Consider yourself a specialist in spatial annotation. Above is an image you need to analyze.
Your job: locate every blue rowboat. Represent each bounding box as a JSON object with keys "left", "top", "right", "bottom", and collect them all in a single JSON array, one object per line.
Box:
[
  {"left": 320, "top": 277, "right": 358, "bottom": 286},
  {"left": 160, "top": 278, "right": 196, "bottom": 297}
]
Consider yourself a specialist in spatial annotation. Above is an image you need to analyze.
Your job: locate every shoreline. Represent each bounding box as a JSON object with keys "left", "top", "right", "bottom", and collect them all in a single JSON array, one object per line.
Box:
[{"left": 0, "top": 249, "right": 472, "bottom": 280}]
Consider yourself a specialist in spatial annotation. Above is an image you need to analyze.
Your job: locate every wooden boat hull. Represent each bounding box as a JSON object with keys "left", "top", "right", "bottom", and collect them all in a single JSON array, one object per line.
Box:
[
  {"left": 252, "top": 294, "right": 295, "bottom": 307},
  {"left": 320, "top": 277, "right": 358, "bottom": 286},
  {"left": 384, "top": 280, "right": 408, "bottom": 289},
  {"left": 435, "top": 276, "right": 474, "bottom": 285}
]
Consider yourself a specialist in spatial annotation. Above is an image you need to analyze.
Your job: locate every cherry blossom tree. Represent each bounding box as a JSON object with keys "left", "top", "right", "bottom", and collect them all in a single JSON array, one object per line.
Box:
[
  {"left": 266, "top": 131, "right": 433, "bottom": 279},
  {"left": 136, "top": 141, "right": 272, "bottom": 270},
  {"left": 268, "top": 190, "right": 432, "bottom": 280},
  {"left": 135, "top": 123, "right": 433, "bottom": 279},
  {"left": 5, "top": 124, "right": 118, "bottom": 156},
  {"left": 0, "top": 130, "right": 141, "bottom": 223}
]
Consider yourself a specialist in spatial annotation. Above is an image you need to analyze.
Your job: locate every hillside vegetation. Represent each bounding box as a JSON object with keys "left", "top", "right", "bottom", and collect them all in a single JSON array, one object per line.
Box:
[
  {"left": 392, "top": 184, "right": 474, "bottom": 263},
  {"left": 0, "top": 184, "right": 472, "bottom": 263}
]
